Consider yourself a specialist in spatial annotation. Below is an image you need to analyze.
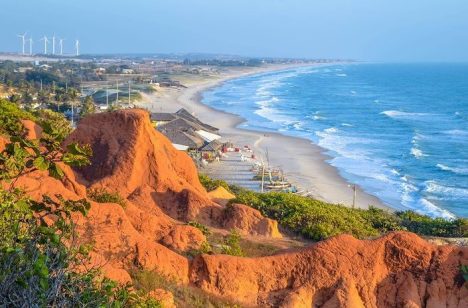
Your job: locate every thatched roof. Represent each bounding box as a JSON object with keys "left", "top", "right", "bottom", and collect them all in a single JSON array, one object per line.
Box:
[
  {"left": 175, "top": 108, "right": 219, "bottom": 132},
  {"left": 151, "top": 113, "right": 176, "bottom": 122},
  {"left": 201, "top": 139, "right": 223, "bottom": 152}
]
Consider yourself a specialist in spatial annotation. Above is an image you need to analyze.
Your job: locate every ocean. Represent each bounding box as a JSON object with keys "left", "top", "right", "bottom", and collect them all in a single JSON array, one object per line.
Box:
[{"left": 201, "top": 63, "right": 468, "bottom": 219}]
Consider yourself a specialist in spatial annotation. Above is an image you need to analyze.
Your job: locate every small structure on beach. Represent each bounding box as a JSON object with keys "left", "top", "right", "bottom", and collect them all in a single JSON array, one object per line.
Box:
[
  {"left": 152, "top": 108, "right": 222, "bottom": 151},
  {"left": 150, "top": 112, "right": 177, "bottom": 127},
  {"left": 152, "top": 108, "right": 229, "bottom": 165},
  {"left": 200, "top": 140, "right": 224, "bottom": 161}
]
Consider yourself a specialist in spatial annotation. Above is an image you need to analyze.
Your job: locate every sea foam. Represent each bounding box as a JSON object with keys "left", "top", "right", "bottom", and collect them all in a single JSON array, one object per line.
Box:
[{"left": 436, "top": 163, "right": 468, "bottom": 175}]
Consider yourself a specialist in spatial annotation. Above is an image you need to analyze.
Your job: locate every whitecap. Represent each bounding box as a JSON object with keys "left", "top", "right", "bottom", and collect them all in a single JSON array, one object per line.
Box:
[
  {"left": 381, "top": 110, "right": 430, "bottom": 118},
  {"left": 324, "top": 127, "right": 339, "bottom": 133},
  {"left": 390, "top": 169, "right": 400, "bottom": 176},
  {"left": 417, "top": 198, "right": 455, "bottom": 220},
  {"left": 336, "top": 73, "right": 347, "bottom": 77},
  {"left": 444, "top": 129, "right": 468, "bottom": 136},
  {"left": 410, "top": 147, "right": 427, "bottom": 158},
  {"left": 436, "top": 163, "right": 468, "bottom": 175},
  {"left": 341, "top": 123, "right": 353, "bottom": 127},
  {"left": 312, "top": 115, "right": 325, "bottom": 120},
  {"left": 424, "top": 180, "right": 468, "bottom": 198}
]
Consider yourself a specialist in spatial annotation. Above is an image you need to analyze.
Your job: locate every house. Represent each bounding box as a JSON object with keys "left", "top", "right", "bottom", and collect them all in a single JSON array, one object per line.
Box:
[
  {"left": 95, "top": 67, "right": 106, "bottom": 74},
  {"left": 122, "top": 68, "right": 135, "bottom": 74},
  {"left": 150, "top": 113, "right": 176, "bottom": 127},
  {"left": 154, "top": 108, "right": 223, "bottom": 155},
  {"left": 159, "top": 128, "right": 205, "bottom": 150},
  {"left": 195, "top": 129, "right": 221, "bottom": 143},
  {"left": 200, "top": 140, "right": 224, "bottom": 161},
  {"left": 175, "top": 108, "right": 219, "bottom": 133}
]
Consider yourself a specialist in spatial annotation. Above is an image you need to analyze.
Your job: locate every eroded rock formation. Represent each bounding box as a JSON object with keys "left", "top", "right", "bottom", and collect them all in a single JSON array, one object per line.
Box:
[{"left": 6, "top": 110, "right": 467, "bottom": 307}]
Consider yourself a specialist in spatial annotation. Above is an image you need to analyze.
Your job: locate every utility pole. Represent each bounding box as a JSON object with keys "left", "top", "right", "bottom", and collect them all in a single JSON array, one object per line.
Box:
[
  {"left": 261, "top": 161, "right": 265, "bottom": 193},
  {"left": 116, "top": 80, "right": 119, "bottom": 104},
  {"left": 106, "top": 83, "right": 109, "bottom": 109},
  {"left": 128, "top": 80, "right": 131, "bottom": 104},
  {"left": 71, "top": 101, "right": 74, "bottom": 127},
  {"left": 353, "top": 184, "right": 357, "bottom": 208}
]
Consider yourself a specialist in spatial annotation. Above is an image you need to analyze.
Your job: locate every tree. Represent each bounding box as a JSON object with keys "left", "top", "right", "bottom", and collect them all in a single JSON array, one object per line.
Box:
[
  {"left": 80, "top": 96, "right": 96, "bottom": 117},
  {"left": 0, "top": 105, "right": 160, "bottom": 306}
]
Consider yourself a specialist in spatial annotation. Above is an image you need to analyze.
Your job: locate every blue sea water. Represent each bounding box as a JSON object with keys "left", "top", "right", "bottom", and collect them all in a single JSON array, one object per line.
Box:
[{"left": 201, "top": 63, "right": 468, "bottom": 219}]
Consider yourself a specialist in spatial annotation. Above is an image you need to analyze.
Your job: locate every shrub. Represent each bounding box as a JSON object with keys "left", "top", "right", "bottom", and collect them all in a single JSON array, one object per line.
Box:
[
  {"left": 187, "top": 221, "right": 211, "bottom": 236},
  {"left": 0, "top": 99, "right": 36, "bottom": 136},
  {"left": 0, "top": 119, "right": 157, "bottom": 306},
  {"left": 221, "top": 229, "right": 244, "bottom": 257},
  {"left": 88, "top": 188, "right": 127, "bottom": 208},
  {"left": 199, "top": 174, "right": 232, "bottom": 192},
  {"left": 198, "top": 175, "right": 467, "bottom": 240},
  {"left": 396, "top": 211, "right": 468, "bottom": 237}
]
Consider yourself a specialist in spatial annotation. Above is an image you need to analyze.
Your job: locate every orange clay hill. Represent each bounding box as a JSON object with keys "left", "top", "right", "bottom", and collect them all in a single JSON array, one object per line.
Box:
[{"left": 9, "top": 109, "right": 468, "bottom": 307}]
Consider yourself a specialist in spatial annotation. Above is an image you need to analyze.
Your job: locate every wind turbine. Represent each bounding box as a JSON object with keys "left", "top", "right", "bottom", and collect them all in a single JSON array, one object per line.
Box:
[
  {"left": 40, "top": 36, "right": 49, "bottom": 54},
  {"left": 17, "top": 32, "right": 27, "bottom": 55},
  {"left": 52, "top": 34, "right": 56, "bottom": 55},
  {"left": 59, "top": 38, "right": 65, "bottom": 55},
  {"left": 28, "top": 37, "right": 33, "bottom": 55},
  {"left": 75, "top": 39, "right": 80, "bottom": 56}
]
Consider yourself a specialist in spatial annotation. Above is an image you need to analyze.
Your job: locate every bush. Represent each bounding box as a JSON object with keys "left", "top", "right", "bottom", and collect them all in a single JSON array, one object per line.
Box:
[
  {"left": 198, "top": 175, "right": 467, "bottom": 241},
  {"left": 88, "top": 188, "right": 127, "bottom": 208},
  {"left": 199, "top": 174, "right": 232, "bottom": 192},
  {"left": 0, "top": 119, "right": 158, "bottom": 306},
  {"left": 187, "top": 221, "right": 211, "bottom": 236},
  {"left": 221, "top": 229, "right": 244, "bottom": 257},
  {"left": 396, "top": 211, "right": 468, "bottom": 237},
  {"left": 0, "top": 99, "right": 36, "bottom": 136}
]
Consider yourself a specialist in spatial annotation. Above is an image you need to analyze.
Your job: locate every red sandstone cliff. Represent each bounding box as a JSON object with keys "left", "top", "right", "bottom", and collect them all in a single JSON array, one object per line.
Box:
[{"left": 5, "top": 110, "right": 467, "bottom": 307}]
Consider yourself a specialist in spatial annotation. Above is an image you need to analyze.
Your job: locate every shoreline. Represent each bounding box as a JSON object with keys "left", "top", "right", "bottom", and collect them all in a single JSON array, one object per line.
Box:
[{"left": 140, "top": 63, "right": 391, "bottom": 211}]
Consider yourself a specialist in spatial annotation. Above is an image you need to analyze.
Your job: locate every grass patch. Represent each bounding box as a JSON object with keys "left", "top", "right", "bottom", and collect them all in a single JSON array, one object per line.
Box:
[
  {"left": 132, "top": 270, "right": 241, "bottom": 308},
  {"left": 187, "top": 221, "right": 211, "bottom": 236},
  {"left": 88, "top": 188, "right": 127, "bottom": 208}
]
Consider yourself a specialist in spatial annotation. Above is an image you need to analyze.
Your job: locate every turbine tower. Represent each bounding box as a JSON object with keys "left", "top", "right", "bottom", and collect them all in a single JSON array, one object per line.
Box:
[
  {"left": 52, "top": 34, "right": 56, "bottom": 55},
  {"left": 75, "top": 39, "right": 80, "bottom": 56},
  {"left": 40, "top": 36, "right": 49, "bottom": 54},
  {"left": 17, "top": 32, "right": 27, "bottom": 55},
  {"left": 28, "top": 37, "right": 33, "bottom": 55},
  {"left": 59, "top": 38, "right": 65, "bottom": 55}
]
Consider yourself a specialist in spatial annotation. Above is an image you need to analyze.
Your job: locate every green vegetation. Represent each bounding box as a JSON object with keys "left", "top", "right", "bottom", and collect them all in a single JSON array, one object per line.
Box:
[
  {"left": 88, "top": 188, "right": 127, "bottom": 208},
  {"left": 220, "top": 229, "right": 244, "bottom": 257},
  {"left": 132, "top": 270, "right": 241, "bottom": 308},
  {"left": 0, "top": 99, "right": 36, "bottom": 136},
  {"left": 199, "top": 174, "right": 231, "bottom": 192},
  {"left": 187, "top": 221, "right": 212, "bottom": 236},
  {"left": 0, "top": 106, "right": 159, "bottom": 306},
  {"left": 199, "top": 175, "right": 468, "bottom": 241},
  {"left": 80, "top": 96, "right": 97, "bottom": 117}
]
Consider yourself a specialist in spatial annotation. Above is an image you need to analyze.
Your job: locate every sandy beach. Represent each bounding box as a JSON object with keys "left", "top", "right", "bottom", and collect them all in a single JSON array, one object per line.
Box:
[{"left": 138, "top": 64, "right": 390, "bottom": 210}]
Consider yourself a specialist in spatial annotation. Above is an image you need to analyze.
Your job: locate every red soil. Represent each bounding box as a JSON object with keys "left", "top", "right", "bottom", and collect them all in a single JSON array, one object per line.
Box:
[{"left": 5, "top": 110, "right": 467, "bottom": 307}]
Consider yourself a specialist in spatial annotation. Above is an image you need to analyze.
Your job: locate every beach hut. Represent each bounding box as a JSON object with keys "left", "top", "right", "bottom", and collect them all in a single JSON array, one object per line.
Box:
[
  {"left": 195, "top": 129, "right": 222, "bottom": 143},
  {"left": 200, "top": 140, "right": 223, "bottom": 161},
  {"left": 159, "top": 128, "right": 205, "bottom": 150},
  {"left": 175, "top": 108, "right": 219, "bottom": 133},
  {"left": 150, "top": 113, "right": 176, "bottom": 128}
]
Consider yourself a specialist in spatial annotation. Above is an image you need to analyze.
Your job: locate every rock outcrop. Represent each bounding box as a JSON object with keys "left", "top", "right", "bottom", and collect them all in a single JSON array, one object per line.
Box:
[
  {"left": 223, "top": 204, "right": 282, "bottom": 238},
  {"left": 5, "top": 110, "right": 467, "bottom": 307},
  {"left": 208, "top": 186, "right": 236, "bottom": 206},
  {"left": 190, "top": 232, "right": 468, "bottom": 307}
]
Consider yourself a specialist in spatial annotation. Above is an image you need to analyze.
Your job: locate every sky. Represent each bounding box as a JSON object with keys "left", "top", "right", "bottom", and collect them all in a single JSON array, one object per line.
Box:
[{"left": 1, "top": 0, "right": 467, "bottom": 61}]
